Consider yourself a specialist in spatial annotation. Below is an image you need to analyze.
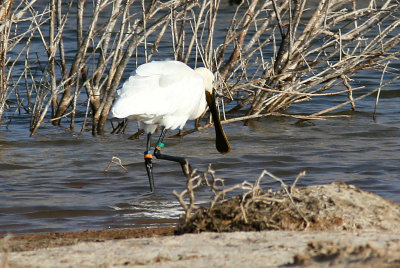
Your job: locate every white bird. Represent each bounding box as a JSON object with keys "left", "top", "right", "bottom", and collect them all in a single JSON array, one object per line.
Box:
[{"left": 110, "top": 60, "right": 230, "bottom": 191}]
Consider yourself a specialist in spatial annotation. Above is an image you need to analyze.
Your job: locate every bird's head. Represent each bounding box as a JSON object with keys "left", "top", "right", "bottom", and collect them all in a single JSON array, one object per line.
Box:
[
  {"left": 194, "top": 67, "right": 231, "bottom": 155},
  {"left": 194, "top": 67, "right": 214, "bottom": 93}
]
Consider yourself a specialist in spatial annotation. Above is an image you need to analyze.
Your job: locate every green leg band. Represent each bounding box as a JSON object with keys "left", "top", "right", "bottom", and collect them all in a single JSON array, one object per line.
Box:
[{"left": 156, "top": 141, "right": 165, "bottom": 151}]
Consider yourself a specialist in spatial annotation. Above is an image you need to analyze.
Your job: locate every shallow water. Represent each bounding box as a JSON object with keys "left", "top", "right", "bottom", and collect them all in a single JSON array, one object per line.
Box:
[
  {"left": 2, "top": 101, "right": 400, "bottom": 235},
  {"left": 1, "top": 1, "right": 400, "bottom": 235}
]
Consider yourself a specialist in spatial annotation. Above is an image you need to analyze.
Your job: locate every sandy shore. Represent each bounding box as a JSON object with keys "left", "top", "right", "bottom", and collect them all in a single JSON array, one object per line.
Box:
[
  {"left": 2, "top": 182, "right": 400, "bottom": 267},
  {"left": 2, "top": 228, "right": 400, "bottom": 267}
]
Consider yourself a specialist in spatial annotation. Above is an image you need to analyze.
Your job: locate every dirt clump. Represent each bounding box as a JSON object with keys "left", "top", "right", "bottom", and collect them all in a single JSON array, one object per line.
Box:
[
  {"left": 290, "top": 240, "right": 400, "bottom": 267},
  {"left": 177, "top": 181, "right": 400, "bottom": 234}
]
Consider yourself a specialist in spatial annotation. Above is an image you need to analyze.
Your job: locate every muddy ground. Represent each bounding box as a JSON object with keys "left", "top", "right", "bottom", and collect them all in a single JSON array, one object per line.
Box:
[
  {"left": 1, "top": 182, "right": 400, "bottom": 267},
  {"left": 2, "top": 229, "right": 400, "bottom": 267},
  {"left": 1, "top": 227, "right": 175, "bottom": 252}
]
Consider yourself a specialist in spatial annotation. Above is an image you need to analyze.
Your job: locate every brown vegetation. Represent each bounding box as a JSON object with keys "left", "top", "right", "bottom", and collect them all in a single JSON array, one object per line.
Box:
[
  {"left": 175, "top": 168, "right": 400, "bottom": 234},
  {"left": 1, "top": 0, "right": 399, "bottom": 136}
]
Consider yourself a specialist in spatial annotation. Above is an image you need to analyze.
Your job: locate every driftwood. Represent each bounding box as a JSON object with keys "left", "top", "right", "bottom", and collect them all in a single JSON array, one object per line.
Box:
[
  {"left": 1, "top": 0, "right": 399, "bottom": 136},
  {"left": 175, "top": 167, "right": 400, "bottom": 234}
]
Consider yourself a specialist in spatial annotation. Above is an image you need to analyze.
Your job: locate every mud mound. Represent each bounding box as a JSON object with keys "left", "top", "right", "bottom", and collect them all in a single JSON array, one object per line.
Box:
[{"left": 177, "top": 182, "right": 400, "bottom": 233}]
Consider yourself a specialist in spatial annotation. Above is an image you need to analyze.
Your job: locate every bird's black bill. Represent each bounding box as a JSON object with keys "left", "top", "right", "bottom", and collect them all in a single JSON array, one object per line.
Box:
[{"left": 206, "top": 91, "right": 231, "bottom": 154}]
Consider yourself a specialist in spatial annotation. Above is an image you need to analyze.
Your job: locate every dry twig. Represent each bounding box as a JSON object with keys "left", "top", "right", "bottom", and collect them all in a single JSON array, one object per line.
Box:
[
  {"left": 175, "top": 166, "right": 310, "bottom": 232},
  {"left": 2, "top": 0, "right": 399, "bottom": 135},
  {"left": 104, "top": 156, "right": 128, "bottom": 173}
]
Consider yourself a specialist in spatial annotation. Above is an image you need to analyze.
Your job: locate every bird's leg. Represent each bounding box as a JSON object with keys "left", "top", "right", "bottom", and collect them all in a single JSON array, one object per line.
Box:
[
  {"left": 144, "top": 133, "right": 155, "bottom": 192},
  {"left": 154, "top": 128, "right": 192, "bottom": 178}
]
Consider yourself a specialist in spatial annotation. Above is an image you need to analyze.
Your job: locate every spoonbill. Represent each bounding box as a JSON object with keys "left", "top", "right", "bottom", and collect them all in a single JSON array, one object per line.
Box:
[{"left": 110, "top": 60, "right": 230, "bottom": 192}]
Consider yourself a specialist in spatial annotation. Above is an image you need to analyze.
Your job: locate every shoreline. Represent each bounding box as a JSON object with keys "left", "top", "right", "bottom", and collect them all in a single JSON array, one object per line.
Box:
[
  {"left": 1, "top": 226, "right": 176, "bottom": 253},
  {"left": 1, "top": 228, "right": 400, "bottom": 267},
  {"left": 2, "top": 182, "right": 400, "bottom": 267}
]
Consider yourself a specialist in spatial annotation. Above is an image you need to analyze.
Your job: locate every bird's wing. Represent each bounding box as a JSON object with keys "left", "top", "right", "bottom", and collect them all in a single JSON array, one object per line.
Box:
[{"left": 111, "top": 61, "right": 205, "bottom": 125}]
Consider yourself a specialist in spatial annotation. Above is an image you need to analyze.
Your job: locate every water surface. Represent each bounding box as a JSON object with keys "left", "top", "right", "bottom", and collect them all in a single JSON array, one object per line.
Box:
[{"left": 1, "top": 1, "right": 400, "bottom": 235}]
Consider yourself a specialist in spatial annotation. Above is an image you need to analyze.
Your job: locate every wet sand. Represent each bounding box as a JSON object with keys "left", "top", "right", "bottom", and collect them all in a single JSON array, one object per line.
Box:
[
  {"left": 1, "top": 228, "right": 400, "bottom": 267},
  {"left": 2, "top": 182, "right": 400, "bottom": 267}
]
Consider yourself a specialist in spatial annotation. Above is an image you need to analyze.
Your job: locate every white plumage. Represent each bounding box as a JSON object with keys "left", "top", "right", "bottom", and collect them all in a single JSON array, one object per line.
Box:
[
  {"left": 110, "top": 60, "right": 230, "bottom": 192},
  {"left": 110, "top": 60, "right": 211, "bottom": 133}
]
